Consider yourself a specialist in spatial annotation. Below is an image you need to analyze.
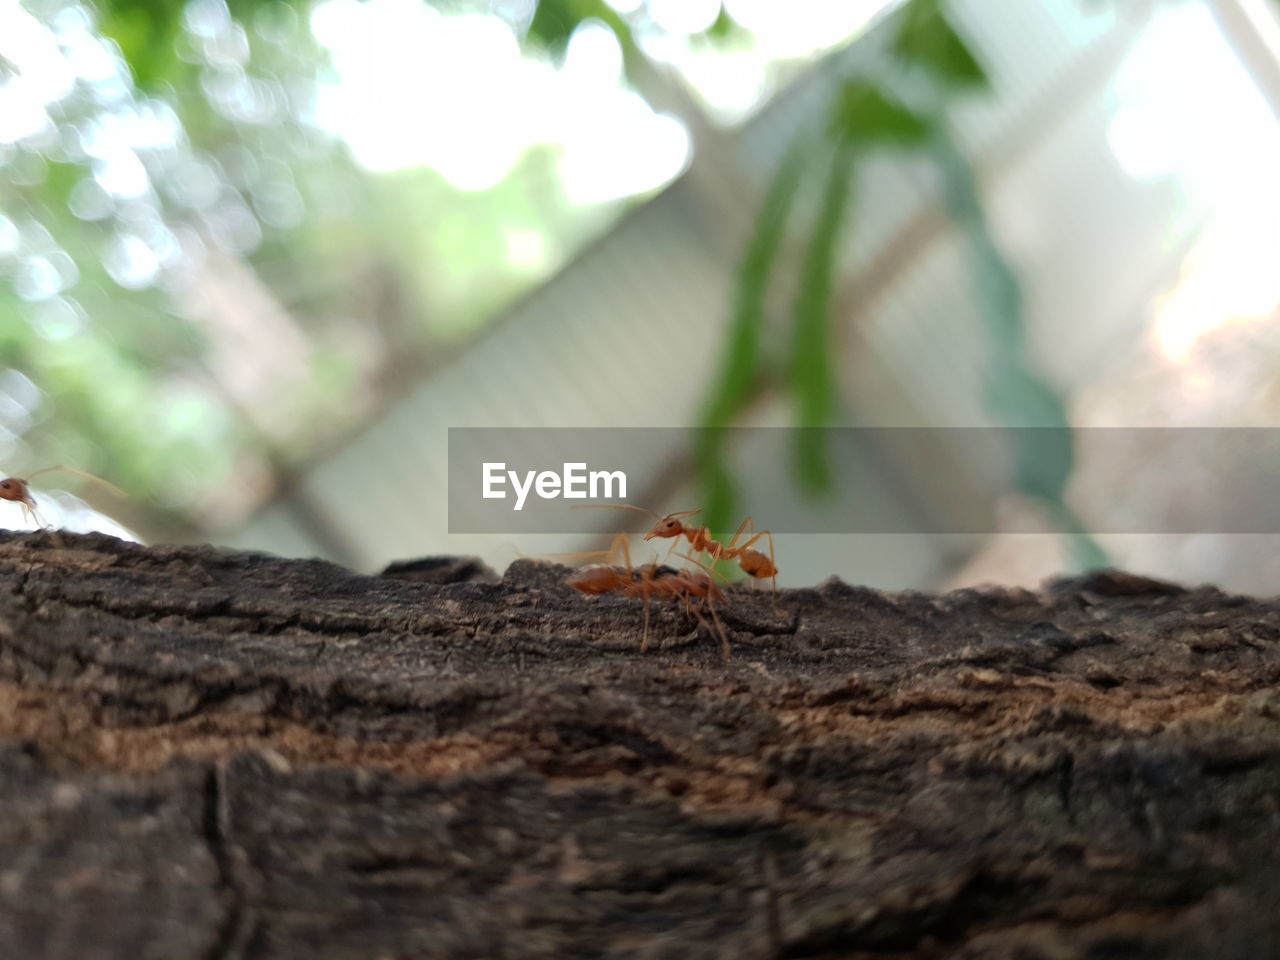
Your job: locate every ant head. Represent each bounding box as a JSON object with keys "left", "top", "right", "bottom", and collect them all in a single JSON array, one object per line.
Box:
[
  {"left": 643, "top": 509, "right": 700, "bottom": 540},
  {"left": 644, "top": 515, "right": 684, "bottom": 540},
  {"left": 0, "top": 478, "right": 33, "bottom": 507}
]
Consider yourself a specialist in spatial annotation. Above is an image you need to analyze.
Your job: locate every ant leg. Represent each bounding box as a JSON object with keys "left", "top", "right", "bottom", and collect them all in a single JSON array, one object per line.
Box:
[
  {"left": 704, "top": 546, "right": 733, "bottom": 586},
  {"left": 763, "top": 531, "right": 781, "bottom": 616},
  {"left": 608, "top": 532, "right": 633, "bottom": 569},
  {"left": 616, "top": 537, "right": 658, "bottom": 653},
  {"left": 22, "top": 503, "right": 64, "bottom": 549},
  {"left": 21, "top": 502, "right": 42, "bottom": 531},
  {"left": 715, "top": 516, "right": 755, "bottom": 583},
  {"left": 690, "top": 598, "right": 731, "bottom": 661},
  {"left": 662, "top": 537, "right": 679, "bottom": 564},
  {"left": 737, "top": 525, "right": 783, "bottom": 617},
  {"left": 613, "top": 533, "right": 644, "bottom": 648},
  {"left": 709, "top": 600, "right": 730, "bottom": 661},
  {"left": 539, "top": 530, "right": 631, "bottom": 566},
  {"left": 722, "top": 516, "right": 754, "bottom": 553},
  {"left": 687, "top": 524, "right": 732, "bottom": 583}
]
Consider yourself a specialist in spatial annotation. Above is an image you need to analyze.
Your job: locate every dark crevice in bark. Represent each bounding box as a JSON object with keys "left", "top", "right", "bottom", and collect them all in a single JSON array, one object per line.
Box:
[{"left": 202, "top": 763, "right": 250, "bottom": 960}]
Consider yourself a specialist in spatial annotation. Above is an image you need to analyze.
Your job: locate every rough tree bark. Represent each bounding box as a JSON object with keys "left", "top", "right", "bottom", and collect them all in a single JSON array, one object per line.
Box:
[{"left": 1, "top": 530, "right": 1279, "bottom": 959}]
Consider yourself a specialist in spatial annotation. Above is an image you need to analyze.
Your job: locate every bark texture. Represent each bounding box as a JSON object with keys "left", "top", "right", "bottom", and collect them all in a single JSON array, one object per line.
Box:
[{"left": 1, "top": 530, "right": 1279, "bottom": 959}]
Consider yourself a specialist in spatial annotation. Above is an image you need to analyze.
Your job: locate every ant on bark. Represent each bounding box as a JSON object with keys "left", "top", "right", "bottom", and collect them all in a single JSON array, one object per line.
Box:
[
  {"left": 577, "top": 504, "right": 780, "bottom": 610},
  {"left": 0, "top": 465, "right": 126, "bottom": 533},
  {"left": 566, "top": 532, "right": 731, "bottom": 659}
]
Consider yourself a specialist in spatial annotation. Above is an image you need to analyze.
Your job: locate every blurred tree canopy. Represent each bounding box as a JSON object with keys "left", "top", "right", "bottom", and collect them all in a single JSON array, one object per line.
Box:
[
  {"left": 1, "top": 0, "right": 1099, "bottom": 565},
  {"left": 0, "top": 0, "right": 746, "bottom": 538}
]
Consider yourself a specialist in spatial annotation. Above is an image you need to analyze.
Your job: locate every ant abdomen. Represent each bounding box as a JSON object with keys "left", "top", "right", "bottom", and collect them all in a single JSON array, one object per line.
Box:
[
  {"left": 566, "top": 567, "right": 624, "bottom": 595},
  {"left": 737, "top": 549, "right": 777, "bottom": 579}
]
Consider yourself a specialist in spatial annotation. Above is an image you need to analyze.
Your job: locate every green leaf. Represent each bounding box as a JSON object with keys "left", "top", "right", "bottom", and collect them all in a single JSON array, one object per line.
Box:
[
  {"left": 697, "top": 141, "right": 808, "bottom": 532},
  {"left": 833, "top": 80, "right": 930, "bottom": 148},
  {"left": 892, "top": 0, "right": 989, "bottom": 92},
  {"left": 788, "top": 138, "right": 856, "bottom": 494},
  {"left": 703, "top": 5, "right": 735, "bottom": 42},
  {"left": 526, "top": 0, "right": 583, "bottom": 54},
  {"left": 526, "top": 0, "right": 639, "bottom": 68},
  {"left": 700, "top": 141, "right": 807, "bottom": 429},
  {"left": 694, "top": 427, "right": 738, "bottom": 536},
  {"left": 98, "top": 1, "right": 185, "bottom": 92},
  {"left": 927, "top": 122, "right": 1107, "bottom": 568}
]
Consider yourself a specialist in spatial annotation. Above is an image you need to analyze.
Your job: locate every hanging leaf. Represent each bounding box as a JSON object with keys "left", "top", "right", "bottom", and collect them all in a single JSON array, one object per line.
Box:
[
  {"left": 694, "top": 428, "right": 738, "bottom": 537},
  {"left": 833, "top": 80, "right": 930, "bottom": 147},
  {"left": 697, "top": 141, "right": 809, "bottom": 531},
  {"left": 927, "top": 122, "right": 1108, "bottom": 568},
  {"left": 788, "top": 138, "right": 857, "bottom": 494},
  {"left": 701, "top": 142, "right": 808, "bottom": 430},
  {"left": 892, "top": 0, "right": 989, "bottom": 92}
]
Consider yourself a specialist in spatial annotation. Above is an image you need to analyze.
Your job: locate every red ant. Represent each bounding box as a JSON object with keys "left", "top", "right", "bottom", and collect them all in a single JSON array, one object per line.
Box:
[
  {"left": 566, "top": 533, "right": 731, "bottom": 658},
  {"left": 0, "top": 465, "right": 125, "bottom": 531},
  {"left": 578, "top": 505, "right": 779, "bottom": 609}
]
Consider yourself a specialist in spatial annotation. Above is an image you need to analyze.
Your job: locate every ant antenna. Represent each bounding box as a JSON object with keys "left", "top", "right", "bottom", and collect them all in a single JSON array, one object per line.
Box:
[
  {"left": 571, "top": 505, "right": 703, "bottom": 523},
  {"left": 571, "top": 504, "right": 661, "bottom": 520},
  {"left": 675, "top": 550, "right": 730, "bottom": 582},
  {"left": 665, "top": 509, "right": 703, "bottom": 520},
  {"left": 24, "top": 465, "right": 127, "bottom": 499}
]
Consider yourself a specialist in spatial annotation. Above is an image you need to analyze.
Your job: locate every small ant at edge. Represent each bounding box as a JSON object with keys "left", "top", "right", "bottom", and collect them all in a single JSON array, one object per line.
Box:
[{"left": 0, "top": 465, "right": 126, "bottom": 535}]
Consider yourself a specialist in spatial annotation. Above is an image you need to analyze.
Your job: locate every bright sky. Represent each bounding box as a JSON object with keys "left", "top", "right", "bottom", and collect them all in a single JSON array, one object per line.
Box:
[
  {"left": 308, "top": 0, "right": 690, "bottom": 202},
  {"left": 306, "top": 0, "right": 890, "bottom": 200},
  {"left": 639, "top": 0, "right": 893, "bottom": 121},
  {"left": 6, "top": 0, "right": 1269, "bottom": 343},
  {"left": 1106, "top": 1, "right": 1280, "bottom": 364},
  {"left": 0, "top": 0, "right": 886, "bottom": 250},
  {"left": 0, "top": 0, "right": 887, "bottom": 357}
]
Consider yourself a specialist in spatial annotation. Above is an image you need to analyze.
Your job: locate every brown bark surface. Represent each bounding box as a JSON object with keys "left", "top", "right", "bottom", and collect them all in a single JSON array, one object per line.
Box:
[{"left": 1, "top": 530, "right": 1279, "bottom": 959}]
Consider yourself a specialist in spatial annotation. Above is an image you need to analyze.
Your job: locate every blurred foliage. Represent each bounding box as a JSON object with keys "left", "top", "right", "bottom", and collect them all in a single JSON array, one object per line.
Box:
[
  {"left": 929, "top": 125, "right": 1108, "bottom": 567},
  {"left": 1, "top": 0, "right": 1104, "bottom": 566},
  {"left": 527, "top": 0, "right": 639, "bottom": 66},
  {"left": 692, "top": 0, "right": 1107, "bottom": 567},
  {"left": 695, "top": 137, "right": 807, "bottom": 528},
  {"left": 833, "top": 79, "right": 930, "bottom": 146},
  {"left": 96, "top": 0, "right": 187, "bottom": 89},
  {"left": 525, "top": 0, "right": 742, "bottom": 77},
  {"left": 891, "top": 0, "right": 987, "bottom": 90},
  {"left": 787, "top": 135, "right": 854, "bottom": 494},
  {"left": 3, "top": 0, "right": 679, "bottom": 537},
  {"left": 1, "top": 0, "right": 360, "bottom": 533}
]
